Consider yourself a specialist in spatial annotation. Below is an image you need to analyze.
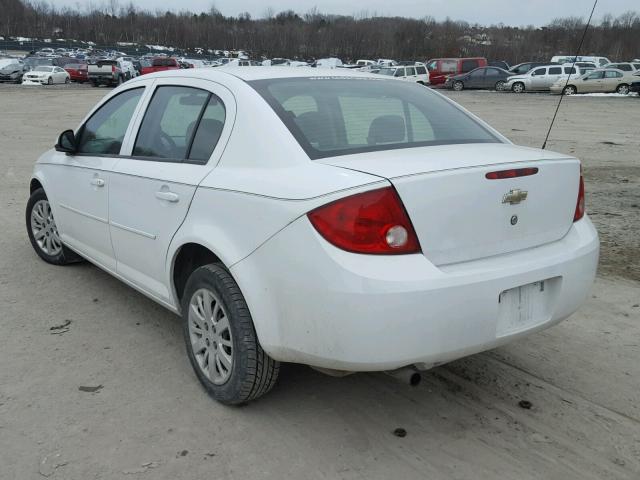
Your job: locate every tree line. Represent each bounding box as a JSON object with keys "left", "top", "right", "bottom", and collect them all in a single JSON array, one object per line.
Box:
[{"left": 1, "top": 0, "right": 638, "bottom": 62}]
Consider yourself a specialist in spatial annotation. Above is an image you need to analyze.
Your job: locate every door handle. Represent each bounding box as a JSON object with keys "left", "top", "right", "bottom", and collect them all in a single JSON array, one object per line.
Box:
[
  {"left": 90, "top": 178, "right": 105, "bottom": 187},
  {"left": 155, "top": 191, "right": 179, "bottom": 203}
]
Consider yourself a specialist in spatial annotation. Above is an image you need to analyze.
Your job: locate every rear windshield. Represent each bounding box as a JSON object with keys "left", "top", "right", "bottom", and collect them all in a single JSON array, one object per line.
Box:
[{"left": 250, "top": 77, "right": 499, "bottom": 159}]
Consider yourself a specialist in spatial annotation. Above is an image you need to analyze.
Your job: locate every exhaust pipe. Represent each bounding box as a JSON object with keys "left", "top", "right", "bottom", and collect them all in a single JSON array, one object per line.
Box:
[{"left": 384, "top": 367, "right": 422, "bottom": 386}]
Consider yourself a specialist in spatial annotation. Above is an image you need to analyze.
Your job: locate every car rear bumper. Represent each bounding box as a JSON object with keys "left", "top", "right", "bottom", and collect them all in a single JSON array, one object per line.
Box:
[{"left": 231, "top": 215, "right": 599, "bottom": 371}]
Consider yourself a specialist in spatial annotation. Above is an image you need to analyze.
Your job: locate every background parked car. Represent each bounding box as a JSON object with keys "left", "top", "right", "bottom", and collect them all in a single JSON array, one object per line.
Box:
[
  {"left": 505, "top": 64, "right": 587, "bottom": 93},
  {"left": 63, "top": 63, "right": 88, "bottom": 83},
  {"left": 376, "top": 63, "right": 430, "bottom": 84},
  {"left": 604, "top": 62, "right": 640, "bottom": 72},
  {"left": 488, "top": 60, "right": 510, "bottom": 70},
  {"left": 24, "top": 56, "right": 54, "bottom": 71},
  {"left": 0, "top": 59, "right": 27, "bottom": 83},
  {"left": 88, "top": 60, "right": 127, "bottom": 87},
  {"left": 551, "top": 68, "right": 637, "bottom": 95},
  {"left": 550, "top": 55, "right": 611, "bottom": 67},
  {"left": 629, "top": 72, "right": 640, "bottom": 96},
  {"left": 140, "top": 57, "right": 180, "bottom": 75},
  {"left": 426, "top": 57, "right": 487, "bottom": 85},
  {"left": 444, "top": 66, "right": 511, "bottom": 91},
  {"left": 22, "top": 66, "right": 69, "bottom": 85}
]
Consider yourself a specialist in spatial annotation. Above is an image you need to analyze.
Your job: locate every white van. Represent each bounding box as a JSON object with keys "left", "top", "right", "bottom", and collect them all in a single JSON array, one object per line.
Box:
[
  {"left": 550, "top": 56, "right": 611, "bottom": 68},
  {"left": 376, "top": 63, "right": 430, "bottom": 85}
]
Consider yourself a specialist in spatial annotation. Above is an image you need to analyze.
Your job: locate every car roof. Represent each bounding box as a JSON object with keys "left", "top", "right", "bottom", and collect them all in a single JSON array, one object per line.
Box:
[{"left": 141, "top": 66, "right": 381, "bottom": 82}]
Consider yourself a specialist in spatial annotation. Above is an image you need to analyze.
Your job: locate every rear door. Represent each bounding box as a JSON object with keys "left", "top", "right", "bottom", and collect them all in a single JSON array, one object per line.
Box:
[
  {"left": 545, "top": 66, "right": 563, "bottom": 88},
  {"left": 466, "top": 68, "right": 486, "bottom": 88},
  {"left": 108, "top": 78, "right": 235, "bottom": 303}
]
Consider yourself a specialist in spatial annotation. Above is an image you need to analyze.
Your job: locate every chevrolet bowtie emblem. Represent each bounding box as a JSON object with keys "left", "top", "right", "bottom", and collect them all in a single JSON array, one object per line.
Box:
[{"left": 502, "top": 189, "right": 528, "bottom": 205}]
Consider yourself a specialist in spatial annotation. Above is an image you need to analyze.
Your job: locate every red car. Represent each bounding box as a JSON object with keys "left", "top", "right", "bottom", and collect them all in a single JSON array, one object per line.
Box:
[
  {"left": 140, "top": 57, "right": 180, "bottom": 75},
  {"left": 64, "top": 63, "right": 88, "bottom": 83},
  {"left": 426, "top": 57, "right": 488, "bottom": 86}
]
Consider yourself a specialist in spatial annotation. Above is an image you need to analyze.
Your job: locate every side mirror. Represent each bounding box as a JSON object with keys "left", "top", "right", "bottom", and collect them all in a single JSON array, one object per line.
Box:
[{"left": 55, "top": 129, "right": 77, "bottom": 154}]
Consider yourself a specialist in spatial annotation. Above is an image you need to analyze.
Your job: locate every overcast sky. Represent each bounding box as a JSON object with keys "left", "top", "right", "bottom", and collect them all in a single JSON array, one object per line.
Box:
[{"left": 52, "top": 0, "right": 636, "bottom": 26}]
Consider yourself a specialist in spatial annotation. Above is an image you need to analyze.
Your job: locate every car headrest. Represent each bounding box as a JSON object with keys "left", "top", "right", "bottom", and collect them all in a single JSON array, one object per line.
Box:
[
  {"left": 294, "top": 111, "right": 328, "bottom": 145},
  {"left": 367, "top": 115, "right": 406, "bottom": 145}
]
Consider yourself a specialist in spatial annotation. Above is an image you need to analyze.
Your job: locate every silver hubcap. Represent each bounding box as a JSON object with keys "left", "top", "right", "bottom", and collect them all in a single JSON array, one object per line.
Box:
[
  {"left": 618, "top": 86, "right": 629, "bottom": 94},
  {"left": 31, "top": 200, "right": 62, "bottom": 256},
  {"left": 454, "top": 82, "right": 462, "bottom": 91},
  {"left": 496, "top": 82, "right": 504, "bottom": 91},
  {"left": 514, "top": 84, "right": 523, "bottom": 92},
  {"left": 188, "top": 288, "right": 233, "bottom": 385}
]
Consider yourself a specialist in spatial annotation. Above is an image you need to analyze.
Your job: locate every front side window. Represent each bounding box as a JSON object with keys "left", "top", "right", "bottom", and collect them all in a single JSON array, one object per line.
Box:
[
  {"left": 77, "top": 88, "right": 144, "bottom": 155},
  {"left": 426, "top": 60, "right": 437, "bottom": 71},
  {"left": 406, "top": 67, "right": 416, "bottom": 76},
  {"left": 133, "top": 86, "right": 225, "bottom": 162},
  {"left": 531, "top": 68, "right": 546, "bottom": 76},
  {"left": 586, "top": 71, "right": 604, "bottom": 80},
  {"left": 394, "top": 68, "right": 405, "bottom": 77},
  {"left": 251, "top": 77, "right": 499, "bottom": 160}
]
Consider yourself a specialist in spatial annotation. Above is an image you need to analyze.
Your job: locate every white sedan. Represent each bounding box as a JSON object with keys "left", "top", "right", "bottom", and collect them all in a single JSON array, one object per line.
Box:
[
  {"left": 22, "top": 66, "right": 70, "bottom": 85},
  {"left": 26, "top": 68, "right": 599, "bottom": 404}
]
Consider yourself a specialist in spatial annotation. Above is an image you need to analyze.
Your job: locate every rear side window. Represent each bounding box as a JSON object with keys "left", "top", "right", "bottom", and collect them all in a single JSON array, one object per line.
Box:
[
  {"left": 461, "top": 60, "right": 479, "bottom": 73},
  {"left": 133, "top": 86, "right": 225, "bottom": 162},
  {"left": 416, "top": 66, "right": 427, "bottom": 75},
  {"left": 77, "top": 88, "right": 144, "bottom": 155},
  {"left": 605, "top": 70, "right": 622, "bottom": 78},
  {"left": 564, "top": 67, "right": 577, "bottom": 74},
  {"left": 251, "top": 77, "right": 499, "bottom": 160},
  {"left": 548, "top": 67, "right": 562, "bottom": 74}
]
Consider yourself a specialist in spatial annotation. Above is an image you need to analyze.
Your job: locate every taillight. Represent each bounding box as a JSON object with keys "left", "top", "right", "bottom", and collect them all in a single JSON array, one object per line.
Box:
[
  {"left": 112, "top": 65, "right": 116, "bottom": 73},
  {"left": 307, "top": 187, "right": 421, "bottom": 255},
  {"left": 485, "top": 167, "right": 538, "bottom": 179},
  {"left": 574, "top": 173, "right": 585, "bottom": 222}
]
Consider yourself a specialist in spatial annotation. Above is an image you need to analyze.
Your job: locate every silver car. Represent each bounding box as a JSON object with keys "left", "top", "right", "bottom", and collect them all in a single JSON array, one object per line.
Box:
[{"left": 505, "top": 65, "right": 587, "bottom": 93}]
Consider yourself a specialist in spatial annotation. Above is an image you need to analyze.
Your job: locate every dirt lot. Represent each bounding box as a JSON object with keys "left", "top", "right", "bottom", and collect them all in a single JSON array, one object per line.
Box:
[{"left": 1, "top": 83, "right": 639, "bottom": 479}]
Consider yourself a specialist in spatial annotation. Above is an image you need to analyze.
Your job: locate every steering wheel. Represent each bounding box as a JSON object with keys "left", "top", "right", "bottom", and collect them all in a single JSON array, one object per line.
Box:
[{"left": 159, "top": 131, "right": 177, "bottom": 154}]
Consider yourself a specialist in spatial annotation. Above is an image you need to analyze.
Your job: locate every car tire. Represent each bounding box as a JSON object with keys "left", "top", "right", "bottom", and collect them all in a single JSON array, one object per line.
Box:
[
  {"left": 91, "top": 80, "right": 98, "bottom": 87},
  {"left": 453, "top": 81, "right": 464, "bottom": 91},
  {"left": 117, "top": 75, "right": 124, "bottom": 85},
  {"left": 26, "top": 188, "right": 83, "bottom": 265},
  {"left": 616, "top": 84, "right": 630, "bottom": 95},
  {"left": 64, "top": 77, "right": 70, "bottom": 84},
  {"left": 512, "top": 82, "right": 525, "bottom": 93},
  {"left": 495, "top": 80, "right": 505, "bottom": 91},
  {"left": 563, "top": 85, "right": 577, "bottom": 95},
  {"left": 47, "top": 77, "right": 53, "bottom": 85},
  {"left": 182, "top": 263, "right": 280, "bottom": 405}
]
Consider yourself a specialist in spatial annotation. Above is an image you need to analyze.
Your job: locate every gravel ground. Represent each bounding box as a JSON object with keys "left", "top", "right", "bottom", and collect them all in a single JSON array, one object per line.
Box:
[{"left": 0, "top": 83, "right": 639, "bottom": 479}]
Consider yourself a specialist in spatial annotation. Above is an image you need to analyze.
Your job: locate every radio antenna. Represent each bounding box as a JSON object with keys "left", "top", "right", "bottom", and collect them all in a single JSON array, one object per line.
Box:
[{"left": 542, "top": 0, "right": 598, "bottom": 150}]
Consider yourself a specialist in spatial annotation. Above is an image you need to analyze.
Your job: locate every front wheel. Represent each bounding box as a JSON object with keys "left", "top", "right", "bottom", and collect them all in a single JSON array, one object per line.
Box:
[
  {"left": 26, "top": 188, "right": 83, "bottom": 265},
  {"left": 453, "top": 80, "right": 464, "bottom": 91},
  {"left": 182, "top": 264, "right": 280, "bottom": 405},
  {"left": 64, "top": 77, "right": 70, "bottom": 84},
  {"left": 512, "top": 82, "right": 525, "bottom": 93},
  {"left": 616, "top": 84, "right": 630, "bottom": 95},
  {"left": 47, "top": 77, "right": 53, "bottom": 85}
]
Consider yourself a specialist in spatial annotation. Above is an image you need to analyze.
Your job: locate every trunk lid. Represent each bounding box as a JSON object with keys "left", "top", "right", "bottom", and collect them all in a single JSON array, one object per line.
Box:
[{"left": 319, "top": 144, "right": 580, "bottom": 265}]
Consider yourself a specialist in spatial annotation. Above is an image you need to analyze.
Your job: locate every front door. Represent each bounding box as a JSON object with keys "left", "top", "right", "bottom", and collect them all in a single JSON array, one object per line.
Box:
[
  {"left": 45, "top": 87, "right": 145, "bottom": 270},
  {"left": 529, "top": 67, "right": 547, "bottom": 90},
  {"left": 108, "top": 79, "right": 234, "bottom": 303}
]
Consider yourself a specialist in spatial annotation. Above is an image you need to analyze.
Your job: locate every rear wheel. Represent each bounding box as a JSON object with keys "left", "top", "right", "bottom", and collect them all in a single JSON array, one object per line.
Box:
[
  {"left": 182, "top": 264, "right": 279, "bottom": 405},
  {"left": 453, "top": 80, "right": 464, "bottom": 91},
  {"left": 64, "top": 77, "right": 70, "bottom": 84},
  {"left": 495, "top": 80, "right": 505, "bottom": 91},
  {"left": 563, "top": 85, "right": 577, "bottom": 95},
  {"left": 616, "top": 84, "right": 630, "bottom": 95},
  {"left": 512, "top": 82, "right": 525, "bottom": 93},
  {"left": 26, "top": 188, "right": 83, "bottom": 265},
  {"left": 91, "top": 80, "right": 98, "bottom": 87}
]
